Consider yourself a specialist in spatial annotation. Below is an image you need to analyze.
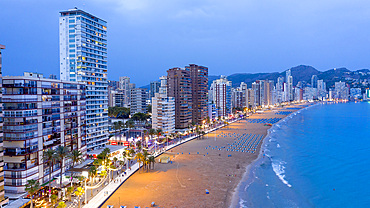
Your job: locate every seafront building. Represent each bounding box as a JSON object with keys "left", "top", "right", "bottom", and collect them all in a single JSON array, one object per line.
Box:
[
  {"left": 187, "top": 64, "right": 209, "bottom": 125},
  {"left": 2, "top": 73, "right": 86, "bottom": 195},
  {"left": 149, "top": 81, "right": 160, "bottom": 99},
  {"left": 0, "top": 44, "right": 9, "bottom": 206},
  {"left": 118, "top": 77, "right": 132, "bottom": 107},
  {"left": 334, "top": 81, "right": 349, "bottom": 100},
  {"left": 59, "top": 8, "right": 108, "bottom": 151},
  {"left": 152, "top": 93, "right": 175, "bottom": 134},
  {"left": 317, "top": 79, "right": 327, "bottom": 100},
  {"left": 167, "top": 67, "right": 192, "bottom": 129},
  {"left": 311, "top": 75, "right": 318, "bottom": 88},
  {"left": 130, "top": 88, "right": 147, "bottom": 115},
  {"left": 286, "top": 69, "right": 293, "bottom": 101},
  {"left": 210, "top": 76, "right": 232, "bottom": 117}
]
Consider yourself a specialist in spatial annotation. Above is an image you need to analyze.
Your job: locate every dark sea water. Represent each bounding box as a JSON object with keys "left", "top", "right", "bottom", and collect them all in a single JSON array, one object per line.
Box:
[{"left": 237, "top": 102, "right": 370, "bottom": 208}]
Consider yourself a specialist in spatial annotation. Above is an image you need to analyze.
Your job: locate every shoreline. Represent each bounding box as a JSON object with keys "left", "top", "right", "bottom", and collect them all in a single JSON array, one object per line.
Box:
[
  {"left": 229, "top": 102, "right": 320, "bottom": 208},
  {"left": 101, "top": 103, "right": 316, "bottom": 208}
]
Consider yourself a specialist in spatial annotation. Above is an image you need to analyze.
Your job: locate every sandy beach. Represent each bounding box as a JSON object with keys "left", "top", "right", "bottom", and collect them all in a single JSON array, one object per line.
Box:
[{"left": 102, "top": 103, "right": 312, "bottom": 208}]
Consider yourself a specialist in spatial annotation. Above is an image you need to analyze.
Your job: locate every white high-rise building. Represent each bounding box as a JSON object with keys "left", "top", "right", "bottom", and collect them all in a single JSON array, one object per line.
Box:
[
  {"left": 118, "top": 76, "right": 133, "bottom": 107},
  {"left": 211, "top": 76, "right": 232, "bottom": 117},
  {"left": 59, "top": 8, "right": 108, "bottom": 151},
  {"left": 286, "top": 69, "right": 293, "bottom": 101},
  {"left": 3, "top": 73, "right": 87, "bottom": 194},
  {"left": 159, "top": 76, "right": 167, "bottom": 97},
  {"left": 152, "top": 93, "right": 175, "bottom": 134},
  {"left": 130, "top": 88, "right": 147, "bottom": 115},
  {"left": 317, "top": 79, "right": 327, "bottom": 100},
  {"left": 334, "top": 81, "right": 349, "bottom": 100}
]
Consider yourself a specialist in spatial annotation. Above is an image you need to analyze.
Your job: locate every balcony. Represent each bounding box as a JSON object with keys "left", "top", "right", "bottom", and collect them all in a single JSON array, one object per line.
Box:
[
  {"left": 4, "top": 168, "right": 38, "bottom": 179},
  {"left": 4, "top": 147, "right": 38, "bottom": 156}
]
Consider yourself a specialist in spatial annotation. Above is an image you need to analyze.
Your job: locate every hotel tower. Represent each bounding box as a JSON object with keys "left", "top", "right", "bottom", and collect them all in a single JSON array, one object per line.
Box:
[{"left": 59, "top": 8, "right": 108, "bottom": 151}]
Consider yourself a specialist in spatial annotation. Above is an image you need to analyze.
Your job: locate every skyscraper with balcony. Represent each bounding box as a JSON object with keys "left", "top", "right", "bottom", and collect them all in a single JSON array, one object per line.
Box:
[
  {"left": 59, "top": 8, "right": 108, "bottom": 151},
  {"left": 149, "top": 81, "right": 160, "bottom": 99},
  {"left": 0, "top": 44, "right": 9, "bottom": 206},
  {"left": 130, "top": 88, "right": 148, "bottom": 115},
  {"left": 187, "top": 64, "right": 208, "bottom": 125},
  {"left": 2, "top": 73, "right": 86, "bottom": 194},
  {"left": 210, "top": 76, "right": 232, "bottom": 117},
  {"left": 167, "top": 67, "right": 192, "bottom": 129}
]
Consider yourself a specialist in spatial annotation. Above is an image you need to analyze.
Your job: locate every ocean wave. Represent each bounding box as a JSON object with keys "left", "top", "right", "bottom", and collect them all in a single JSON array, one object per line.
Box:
[
  {"left": 239, "top": 198, "right": 248, "bottom": 208},
  {"left": 277, "top": 144, "right": 281, "bottom": 148},
  {"left": 272, "top": 160, "right": 292, "bottom": 188}
]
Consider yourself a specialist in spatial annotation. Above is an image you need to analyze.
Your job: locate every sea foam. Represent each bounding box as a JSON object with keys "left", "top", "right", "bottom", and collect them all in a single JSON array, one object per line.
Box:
[{"left": 272, "top": 160, "right": 292, "bottom": 188}]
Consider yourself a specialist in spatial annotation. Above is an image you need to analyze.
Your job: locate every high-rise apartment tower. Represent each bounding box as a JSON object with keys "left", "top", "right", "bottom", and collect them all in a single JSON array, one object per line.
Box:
[{"left": 59, "top": 8, "right": 108, "bottom": 151}]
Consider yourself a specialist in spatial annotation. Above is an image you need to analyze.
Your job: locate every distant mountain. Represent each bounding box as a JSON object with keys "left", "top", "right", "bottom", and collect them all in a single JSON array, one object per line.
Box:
[
  {"left": 209, "top": 65, "right": 370, "bottom": 89},
  {"left": 140, "top": 84, "right": 150, "bottom": 90}
]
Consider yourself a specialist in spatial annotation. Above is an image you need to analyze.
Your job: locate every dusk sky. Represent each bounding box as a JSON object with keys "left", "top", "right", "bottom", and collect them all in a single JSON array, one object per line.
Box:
[{"left": 1, "top": 0, "right": 370, "bottom": 86}]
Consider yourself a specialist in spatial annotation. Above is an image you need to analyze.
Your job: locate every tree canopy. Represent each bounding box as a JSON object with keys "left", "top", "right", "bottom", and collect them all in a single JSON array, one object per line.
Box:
[{"left": 108, "top": 107, "right": 130, "bottom": 118}]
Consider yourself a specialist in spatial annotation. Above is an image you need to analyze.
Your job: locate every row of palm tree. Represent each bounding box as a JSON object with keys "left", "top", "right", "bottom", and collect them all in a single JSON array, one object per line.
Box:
[
  {"left": 133, "top": 150, "right": 155, "bottom": 172},
  {"left": 43, "top": 147, "right": 83, "bottom": 191}
]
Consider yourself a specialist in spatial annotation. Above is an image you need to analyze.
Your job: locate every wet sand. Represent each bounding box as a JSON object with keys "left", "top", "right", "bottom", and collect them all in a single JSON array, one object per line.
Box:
[{"left": 102, "top": 104, "right": 311, "bottom": 208}]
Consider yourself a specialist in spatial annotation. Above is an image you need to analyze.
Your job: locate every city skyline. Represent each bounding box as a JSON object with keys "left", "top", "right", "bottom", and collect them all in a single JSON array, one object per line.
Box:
[{"left": 2, "top": 0, "right": 370, "bottom": 86}]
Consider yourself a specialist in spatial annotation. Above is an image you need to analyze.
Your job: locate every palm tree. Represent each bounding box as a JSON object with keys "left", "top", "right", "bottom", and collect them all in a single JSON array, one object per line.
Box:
[
  {"left": 55, "top": 145, "right": 69, "bottom": 189},
  {"left": 134, "top": 152, "right": 143, "bottom": 170},
  {"left": 25, "top": 179, "right": 40, "bottom": 208},
  {"left": 66, "top": 186, "right": 74, "bottom": 202},
  {"left": 88, "top": 166, "right": 97, "bottom": 186},
  {"left": 148, "top": 128, "right": 156, "bottom": 138},
  {"left": 51, "top": 194, "right": 58, "bottom": 207},
  {"left": 122, "top": 150, "right": 127, "bottom": 170},
  {"left": 57, "top": 201, "right": 67, "bottom": 208},
  {"left": 42, "top": 148, "right": 55, "bottom": 202},
  {"left": 74, "top": 187, "right": 85, "bottom": 208},
  {"left": 113, "top": 157, "right": 118, "bottom": 168},
  {"left": 68, "top": 149, "right": 83, "bottom": 185},
  {"left": 136, "top": 140, "right": 142, "bottom": 151},
  {"left": 113, "top": 121, "right": 120, "bottom": 132},
  {"left": 127, "top": 149, "right": 135, "bottom": 169},
  {"left": 142, "top": 150, "right": 149, "bottom": 171},
  {"left": 148, "top": 156, "right": 155, "bottom": 170}
]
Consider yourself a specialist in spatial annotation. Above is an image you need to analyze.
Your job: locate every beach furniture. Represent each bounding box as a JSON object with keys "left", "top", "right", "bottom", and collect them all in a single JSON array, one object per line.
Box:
[
  {"left": 107, "top": 206, "right": 114, "bottom": 208},
  {"left": 120, "top": 206, "right": 127, "bottom": 208},
  {"left": 205, "top": 189, "right": 209, "bottom": 194},
  {"left": 151, "top": 202, "right": 155, "bottom": 207}
]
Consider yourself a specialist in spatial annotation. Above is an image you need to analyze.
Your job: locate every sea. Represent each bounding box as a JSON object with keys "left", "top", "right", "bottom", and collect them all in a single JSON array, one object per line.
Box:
[{"left": 236, "top": 101, "right": 370, "bottom": 208}]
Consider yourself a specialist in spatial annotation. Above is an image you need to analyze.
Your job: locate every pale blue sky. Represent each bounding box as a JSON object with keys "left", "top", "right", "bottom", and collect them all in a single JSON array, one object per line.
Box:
[{"left": 0, "top": 0, "right": 369, "bottom": 86}]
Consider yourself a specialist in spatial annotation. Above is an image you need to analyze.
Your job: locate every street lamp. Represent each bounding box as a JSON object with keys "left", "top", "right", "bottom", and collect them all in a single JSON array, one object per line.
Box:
[{"left": 82, "top": 171, "right": 88, "bottom": 205}]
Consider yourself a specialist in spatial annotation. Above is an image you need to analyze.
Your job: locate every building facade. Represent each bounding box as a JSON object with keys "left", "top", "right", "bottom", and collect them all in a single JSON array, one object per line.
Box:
[
  {"left": 59, "top": 8, "right": 108, "bottom": 151},
  {"left": 0, "top": 44, "right": 9, "bottom": 205},
  {"left": 187, "top": 64, "right": 208, "bottom": 125},
  {"left": 130, "top": 88, "right": 147, "bottom": 115},
  {"left": 2, "top": 74, "right": 86, "bottom": 194},
  {"left": 211, "top": 76, "right": 232, "bottom": 117},
  {"left": 152, "top": 93, "right": 175, "bottom": 134},
  {"left": 167, "top": 67, "right": 192, "bottom": 129},
  {"left": 149, "top": 81, "right": 160, "bottom": 99},
  {"left": 119, "top": 77, "right": 133, "bottom": 107},
  {"left": 334, "top": 81, "right": 349, "bottom": 100}
]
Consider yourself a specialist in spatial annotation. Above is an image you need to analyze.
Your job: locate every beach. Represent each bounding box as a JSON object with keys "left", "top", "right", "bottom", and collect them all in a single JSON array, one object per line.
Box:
[{"left": 102, "top": 104, "right": 312, "bottom": 208}]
